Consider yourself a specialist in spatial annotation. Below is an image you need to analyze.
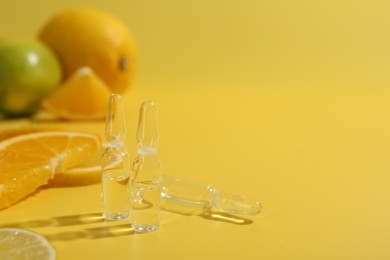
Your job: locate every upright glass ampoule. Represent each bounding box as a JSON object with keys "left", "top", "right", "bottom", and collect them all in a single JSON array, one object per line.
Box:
[
  {"left": 132, "top": 100, "right": 162, "bottom": 232},
  {"left": 102, "top": 94, "right": 131, "bottom": 220}
]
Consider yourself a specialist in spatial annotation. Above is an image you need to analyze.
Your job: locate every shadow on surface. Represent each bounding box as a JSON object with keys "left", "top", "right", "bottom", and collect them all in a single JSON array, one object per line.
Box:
[
  {"left": 0, "top": 212, "right": 104, "bottom": 229},
  {"left": 1, "top": 212, "right": 139, "bottom": 241},
  {"left": 162, "top": 202, "right": 253, "bottom": 225},
  {"left": 2, "top": 206, "right": 252, "bottom": 244},
  {"left": 200, "top": 211, "right": 253, "bottom": 225},
  {"left": 45, "top": 224, "right": 137, "bottom": 241}
]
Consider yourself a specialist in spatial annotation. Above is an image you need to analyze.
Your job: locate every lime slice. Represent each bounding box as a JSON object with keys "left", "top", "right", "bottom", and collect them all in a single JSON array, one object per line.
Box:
[{"left": 0, "top": 228, "right": 55, "bottom": 260}]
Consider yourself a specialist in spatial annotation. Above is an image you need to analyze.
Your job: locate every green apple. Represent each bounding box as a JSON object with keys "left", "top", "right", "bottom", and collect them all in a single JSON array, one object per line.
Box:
[{"left": 0, "top": 40, "right": 62, "bottom": 117}]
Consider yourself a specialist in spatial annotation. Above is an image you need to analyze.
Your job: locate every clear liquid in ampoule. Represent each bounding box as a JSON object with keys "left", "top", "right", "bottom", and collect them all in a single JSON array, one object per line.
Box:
[
  {"left": 132, "top": 100, "right": 162, "bottom": 232},
  {"left": 132, "top": 179, "right": 162, "bottom": 232},
  {"left": 102, "top": 168, "right": 130, "bottom": 220}
]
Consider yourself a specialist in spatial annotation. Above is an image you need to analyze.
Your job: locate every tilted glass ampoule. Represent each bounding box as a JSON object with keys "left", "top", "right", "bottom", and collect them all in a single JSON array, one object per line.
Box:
[
  {"left": 162, "top": 175, "right": 262, "bottom": 216},
  {"left": 131, "top": 100, "right": 162, "bottom": 232},
  {"left": 101, "top": 94, "right": 131, "bottom": 220}
]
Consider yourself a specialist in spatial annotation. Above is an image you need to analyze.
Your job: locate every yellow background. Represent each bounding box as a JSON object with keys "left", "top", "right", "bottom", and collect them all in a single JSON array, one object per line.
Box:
[{"left": 1, "top": 0, "right": 390, "bottom": 259}]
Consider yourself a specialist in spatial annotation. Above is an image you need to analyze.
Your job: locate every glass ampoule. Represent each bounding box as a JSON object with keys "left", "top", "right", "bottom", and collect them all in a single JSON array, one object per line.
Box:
[
  {"left": 102, "top": 94, "right": 131, "bottom": 220},
  {"left": 131, "top": 100, "right": 163, "bottom": 232},
  {"left": 161, "top": 175, "right": 262, "bottom": 215}
]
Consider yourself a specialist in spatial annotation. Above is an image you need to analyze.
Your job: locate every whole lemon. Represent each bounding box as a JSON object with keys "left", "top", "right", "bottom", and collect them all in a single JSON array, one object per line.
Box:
[
  {"left": 38, "top": 8, "right": 137, "bottom": 93},
  {"left": 0, "top": 40, "right": 62, "bottom": 117}
]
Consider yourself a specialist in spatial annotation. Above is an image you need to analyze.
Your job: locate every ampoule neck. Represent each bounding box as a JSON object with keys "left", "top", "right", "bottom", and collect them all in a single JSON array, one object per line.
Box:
[
  {"left": 106, "top": 141, "right": 126, "bottom": 150},
  {"left": 138, "top": 146, "right": 158, "bottom": 155},
  {"left": 134, "top": 147, "right": 161, "bottom": 167}
]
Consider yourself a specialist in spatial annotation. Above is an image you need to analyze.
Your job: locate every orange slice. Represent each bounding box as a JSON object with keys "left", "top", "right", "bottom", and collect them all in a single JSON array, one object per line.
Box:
[
  {"left": 0, "top": 124, "right": 64, "bottom": 142},
  {"left": 51, "top": 165, "right": 102, "bottom": 186},
  {"left": 48, "top": 147, "right": 103, "bottom": 187},
  {"left": 42, "top": 66, "right": 112, "bottom": 120},
  {"left": 0, "top": 131, "right": 100, "bottom": 210}
]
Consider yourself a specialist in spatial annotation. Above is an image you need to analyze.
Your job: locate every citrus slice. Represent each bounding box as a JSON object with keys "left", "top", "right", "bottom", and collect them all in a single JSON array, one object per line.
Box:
[
  {"left": 42, "top": 66, "right": 112, "bottom": 120},
  {"left": 0, "top": 124, "right": 64, "bottom": 142},
  {"left": 0, "top": 131, "right": 100, "bottom": 210},
  {"left": 0, "top": 228, "right": 55, "bottom": 260},
  {"left": 52, "top": 165, "right": 102, "bottom": 186},
  {"left": 48, "top": 147, "right": 103, "bottom": 186}
]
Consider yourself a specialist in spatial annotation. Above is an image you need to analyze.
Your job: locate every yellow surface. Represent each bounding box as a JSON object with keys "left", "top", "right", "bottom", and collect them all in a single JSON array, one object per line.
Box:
[{"left": 1, "top": 1, "right": 390, "bottom": 259}]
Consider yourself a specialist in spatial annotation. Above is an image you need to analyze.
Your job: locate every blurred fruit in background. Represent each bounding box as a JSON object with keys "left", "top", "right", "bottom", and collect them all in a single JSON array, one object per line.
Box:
[
  {"left": 0, "top": 40, "right": 62, "bottom": 117},
  {"left": 38, "top": 8, "right": 138, "bottom": 93},
  {"left": 43, "top": 66, "right": 111, "bottom": 120}
]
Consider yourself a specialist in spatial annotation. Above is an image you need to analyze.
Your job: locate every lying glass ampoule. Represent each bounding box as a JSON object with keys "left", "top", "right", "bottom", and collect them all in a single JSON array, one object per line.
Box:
[
  {"left": 101, "top": 94, "right": 131, "bottom": 220},
  {"left": 131, "top": 100, "right": 163, "bottom": 232},
  {"left": 162, "top": 175, "right": 262, "bottom": 216}
]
